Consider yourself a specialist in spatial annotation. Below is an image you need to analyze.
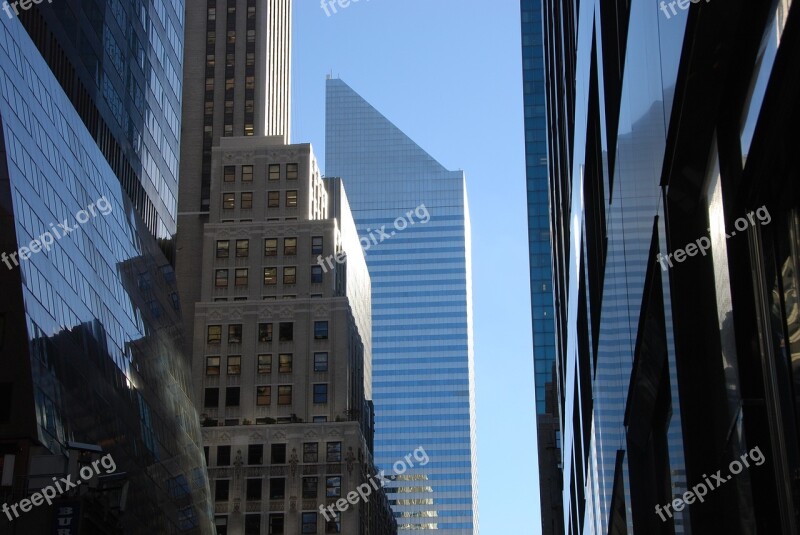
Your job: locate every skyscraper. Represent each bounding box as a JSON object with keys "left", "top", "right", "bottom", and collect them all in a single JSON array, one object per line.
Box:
[
  {"left": 520, "top": 0, "right": 563, "bottom": 533},
  {"left": 177, "top": 0, "right": 292, "bottom": 355},
  {"left": 326, "top": 78, "right": 478, "bottom": 534},
  {"left": 189, "top": 135, "right": 396, "bottom": 534},
  {"left": 0, "top": 2, "right": 212, "bottom": 533},
  {"left": 543, "top": 0, "right": 799, "bottom": 533}
]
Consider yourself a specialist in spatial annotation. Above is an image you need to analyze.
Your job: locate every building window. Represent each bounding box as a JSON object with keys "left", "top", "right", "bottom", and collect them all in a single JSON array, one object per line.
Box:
[
  {"left": 303, "top": 443, "right": 318, "bottom": 463},
  {"left": 325, "top": 511, "right": 341, "bottom": 533},
  {"left": 278, "top": 385, "right": 292, "bottom": 405},
  {"left": 215, "top": 269, "right": 229, "bottom": 288},
  {"left": 264, "top": 238, "right": 278, "bottom": 256},
  {"left": 257, "top": 386, "right": 271, "bottom": 406},
  {"left": 207, "top": 325, "right": 222, "bottom": 344},
  {"left": 267, "top": 191, "right": 280, "bottom": 208},
  {"left": 326, "top": 442, "right": 341, "bottom": 462},
  {"left": 311, "top": 236, "right": 323, "bottom": 255},
  {"left": 301, "top": 513, "right": 317, "bottom": 534},
  {"left": 314, "top": 352, "right": 328, "bottom": 372},
  {"left": 228, "top": 324, "right": 242, "bottom": 344},
  {"left": 258, "top": 354, "right": 272, "bottom": 374},
  {"left": 206, "top": 356, "right": 221, "bottom": 375},
  {"left": 204, "top": 388, "right": 219, "bottom": 408},
  {"left": 236, "top": 239, "right": 249, "bottom": 257},
  {"left": 269, "top": 515, "right": 284, "bottom": 535},
  {"left": 217, "top": 445, "right": 231, "bottom": 466},
  {"left": 223, "top": 193, "right": 235, "bottom": 210},
  {"left": 241, "top": 192, "right": 253, "bottom": 209},
  {"left": 286, "top": 190, "right": 298, "bottom": 207},
  {"left": 216, "top": 240, "right": 230, "bottom": 258},
  {"left": 313, "top": 416, "right": 328, "bottom": 423},
  {"left": 325, "top": 476, "right": 341, "bottom": 497},
  {"left": 286, "top": 163, "right": 298, "bottom": 180},
  {"left": 278, "top": 354, "right": 293, "bottom": 373},
  {"left": 302, "top": 477, "right": 318, "bottom": 499},
  {"left": 246, "top": 478, "right": 262, "bottom": 501},
  {"left": 311, "top": 266, "right": 323, "bottom": 284},
  {"left": 224, "top": 166, "right": 235, "bottom": 182},
  {"left": 235, "top": 269, "right": 248, "bottom": 287},
  {"left": 242, "top": 165, "right": 253, "bottom": 182},
  {"left": 227, "top": 356, "right": 241, "bottom": 375},
  {"left": 313, "top": 384, "right": 328, "bottom": 404},
  {"left": 215, "top": 480, "right": 230, "bottom": 501},
  {"left": 244, "top": 515, "right": 260, "bottom": 535},
  {"left": 225, "top": 387, "right": 240, "bottom": 407},
  {"left": 314, "top": 321, "right": 329, "bottom": 340},
  {"left": 215, "top": 516, "right": 227, "bottom": 535},
  {"left": 248, "top": 444, "right": 263, "bottom": 465},
  {"left": 268, "top": 164, "right": 280, "bottom": 180},
  {"left": 284, "top": 237, "right": 297, "bottom": 255},
  {"left": 283, "top": 267, "right": 296, "bottom": 285},
  {"left": 279, "top": 322, "right": 293, "bottom": 341},
  {"left": 271, "top": 444, "right": 286, "bottom": 463},
  {"left": 264, "top": 267, "right": 277, "bottom": 285},
  {"left": 258, "top": 323, "right": 273, "bottom": 342},
  {"left": 269, "top": 478, "right": 286, "bottom": 500}
]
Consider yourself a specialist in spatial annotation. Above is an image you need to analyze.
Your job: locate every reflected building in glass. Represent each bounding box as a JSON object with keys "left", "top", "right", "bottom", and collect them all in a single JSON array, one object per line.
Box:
[
  {"left": 520, "top": 0, "right": 563, "bottom": 533},
  {"left": 544, "top": 0, "right": 800, "bottom": 533},
  {"left": 326, "top": 78, "right": 478, "bottom": 534},
  {"left": 0, "top": 5, "right": 212, "bottom": 534}
]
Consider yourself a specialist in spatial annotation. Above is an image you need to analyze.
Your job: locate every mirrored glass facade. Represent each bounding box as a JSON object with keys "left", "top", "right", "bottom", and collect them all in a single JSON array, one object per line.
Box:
[
  {"left": 0, "top": 11, "right": 212, "bottom": 535},
  {"left": 326, "top": 79, "right": 478, "bottom": 534},
  {"left": 545, "top": 0, "right": 800, "bottom": 533},
  {"left": 521, "top": 0, "right": 563, "bottom": 532},
  {"left": 17, "top": 0, "right": 185, "bottom": 248}
]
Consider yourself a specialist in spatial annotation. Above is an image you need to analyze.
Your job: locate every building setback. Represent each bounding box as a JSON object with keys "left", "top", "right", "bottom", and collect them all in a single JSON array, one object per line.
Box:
[
  {"left": 192, "top": 136, "right": 395, "bottom": 534},
  {"left": 543, "top": 0, "right": 800, "bottom": 533},
  {"left": 326, "top": 78, "right": 478, "bottom": 534},
  {"left": 0, "top": 2, "right": 213, "bottom": 534},
  {"left": 520, "top": 0, "right": 563, "bottom": 533}
]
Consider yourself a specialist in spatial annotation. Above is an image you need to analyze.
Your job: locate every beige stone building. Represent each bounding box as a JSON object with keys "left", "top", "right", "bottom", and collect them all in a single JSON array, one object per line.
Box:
[{"left": 184, "top": 136, "right": 395, "bottom": 534}]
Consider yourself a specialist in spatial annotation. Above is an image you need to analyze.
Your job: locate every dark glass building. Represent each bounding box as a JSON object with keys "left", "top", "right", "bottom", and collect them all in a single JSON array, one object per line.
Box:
[
  {"left": 543, "top": 0, "right": 800, "bottom": 533},
  {"left": 16, "top": 0, "right": 185, "bottom": 256},
  {"left": 0, "top": 4, "right": 212, "bottom": 534},
  {"left": 520, "top": 1, "right": 563, "bottom": 533}
]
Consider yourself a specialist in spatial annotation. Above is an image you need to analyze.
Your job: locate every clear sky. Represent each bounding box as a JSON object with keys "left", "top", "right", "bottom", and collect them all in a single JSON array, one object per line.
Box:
[{"left": 291, "top": 1, "right": 540, "bottom": 532}]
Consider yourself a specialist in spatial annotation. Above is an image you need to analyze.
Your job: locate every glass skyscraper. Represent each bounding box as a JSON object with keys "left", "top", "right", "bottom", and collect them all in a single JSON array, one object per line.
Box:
[
  {"left": 521, "top": 0, "right": 563, "bottom": 533},
  {"left": 0, "top": 2, "right": 212, "bottom": 533},
  {"left": 543, "top": 0, "right": 799, "bottom": 533},
  {"left": 326, "top": 78, "right": 478, "bottom": 534}
]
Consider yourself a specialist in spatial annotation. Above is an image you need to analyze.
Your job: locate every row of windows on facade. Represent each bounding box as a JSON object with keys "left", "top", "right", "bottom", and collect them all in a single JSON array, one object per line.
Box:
[
  {"left": 214, "top": 476, "right": 344, "bottom": 503},
  {"left": 221, "top": 190, "right": 299, "bottom": 210},
  {"left": 206, "top": 321, "right": 329, "bottom": 344},
  {"left": 215, "top": 511, "right": 341, "bottom": 535},
  {"left": 214, "top": 266, "right": 326, "bottom": 287},
  {"left": 206, "top": 352, "right": 329, "bottom": 375},
  {"left": 208, "top": 442, "right": 344, "bottom": 466},
  {"left": 223, "top": 163, "right": 299, "bottom": 183},
  {"left": 204, "top": 383, "right": 329, "bottom": 408},
  {"left": 216, "top": 236, "right": 324, "bottom": 258}
]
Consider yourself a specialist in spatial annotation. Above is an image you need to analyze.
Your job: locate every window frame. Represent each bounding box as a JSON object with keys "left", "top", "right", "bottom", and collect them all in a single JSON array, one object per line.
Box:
[{"left": 257, "top": 354, "right": 272, "bottom": 374}]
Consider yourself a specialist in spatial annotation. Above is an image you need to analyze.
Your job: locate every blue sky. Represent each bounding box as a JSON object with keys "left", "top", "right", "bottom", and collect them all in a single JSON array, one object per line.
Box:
[{"left": 291, "top": 1, "right": 540, "bottom": 532}]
